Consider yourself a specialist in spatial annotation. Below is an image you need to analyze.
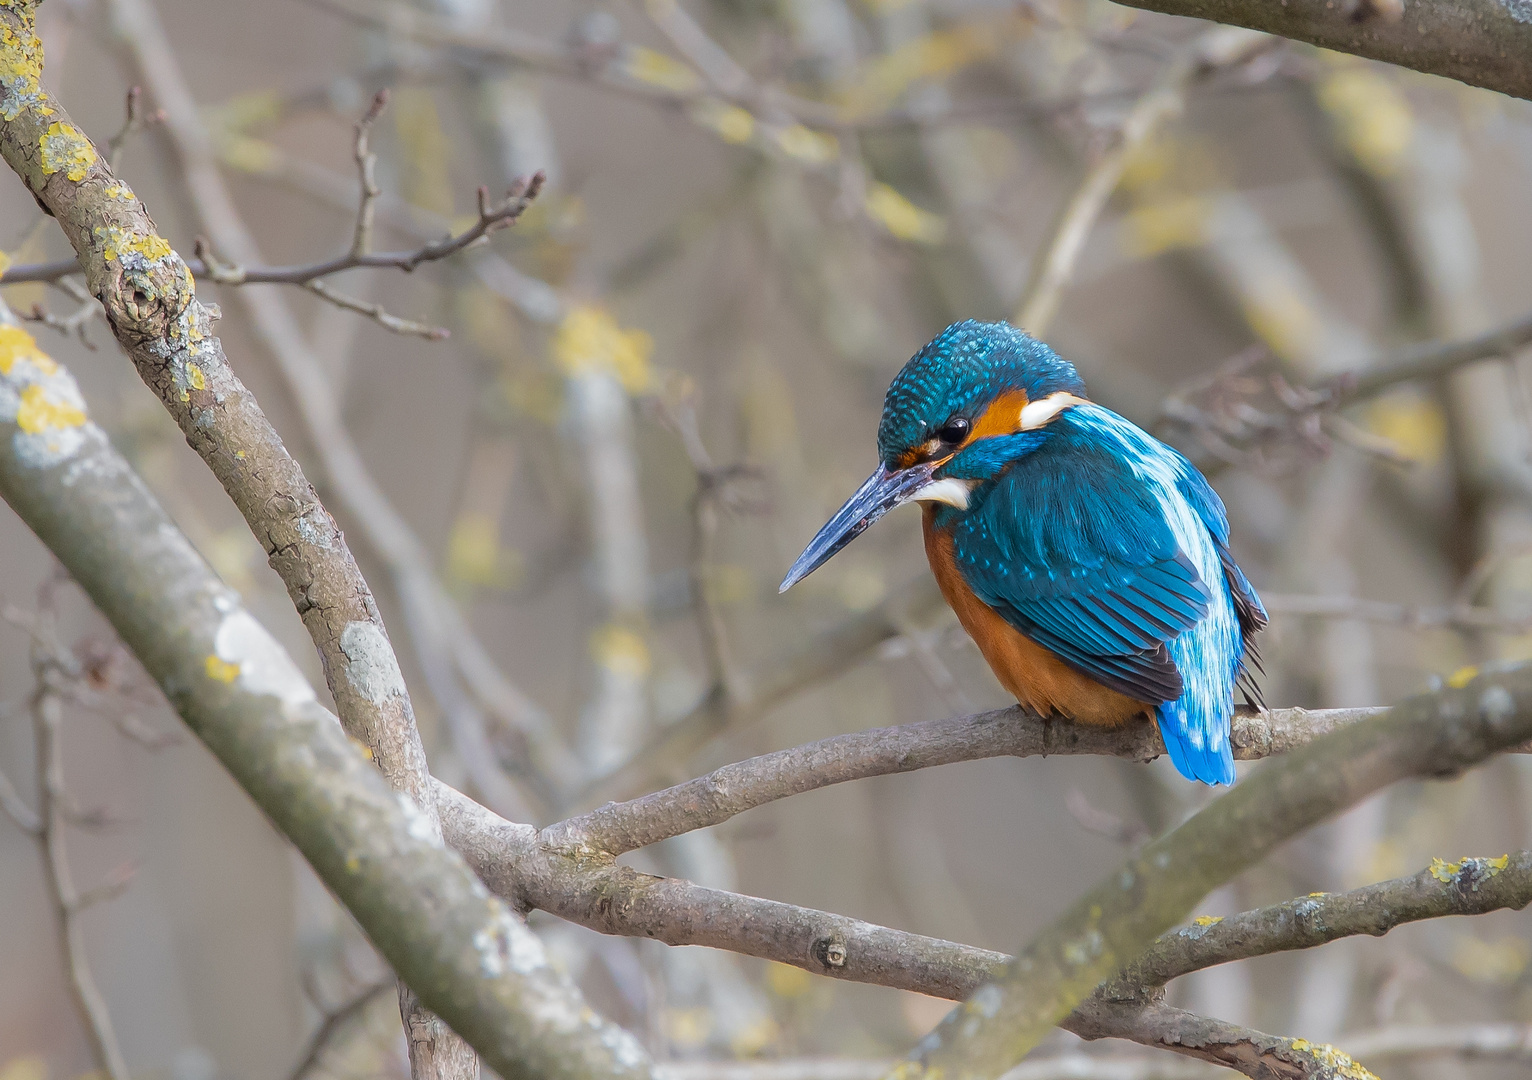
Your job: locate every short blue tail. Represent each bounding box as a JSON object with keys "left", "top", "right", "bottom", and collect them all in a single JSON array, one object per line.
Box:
[{"left": 1156, "top": 701, "right": 1235, "bottom": 785}]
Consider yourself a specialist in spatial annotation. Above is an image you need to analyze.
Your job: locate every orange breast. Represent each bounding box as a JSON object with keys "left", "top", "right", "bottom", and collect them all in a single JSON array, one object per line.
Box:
[{"left": 922, "top": 508, "right": 1152, "bottom": 727}]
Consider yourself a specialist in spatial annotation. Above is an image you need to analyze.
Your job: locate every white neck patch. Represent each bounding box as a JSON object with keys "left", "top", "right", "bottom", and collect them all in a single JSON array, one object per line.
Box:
[{"left": 1018, "top": 391, "right": 1088, "bottom": 431}]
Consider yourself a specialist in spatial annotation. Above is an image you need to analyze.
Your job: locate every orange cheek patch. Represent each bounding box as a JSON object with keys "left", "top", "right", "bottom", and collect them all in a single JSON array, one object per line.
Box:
[{"left": 965, "top": 389, "right": 1031, "bottom": 443}]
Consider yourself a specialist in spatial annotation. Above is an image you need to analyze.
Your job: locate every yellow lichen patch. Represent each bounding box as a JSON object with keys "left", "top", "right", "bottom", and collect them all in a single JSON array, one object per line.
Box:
[
  {"left": 1238, "top": 282, "right": 1322, "bottom": 369},
  {"left": 844, "top": 21, "right": 1017, "bottom": 114},
  {"left": 728, "top": 1014, "right": 779, "bottom": 1057},
  {"left": 0, "top": 323, "right": 54, "bottom": 375},
  {"left": 188, "top": 363, "right": 206, "bottom": 391},
  {"left": 1365, "top": 391, "right": 1446, "bottom": 466},
  {"left": 391, "top": 87, "right": 455, "bottom": 218},
  {"left": 0, "top": 19, "right": 49, "bottom": 123},
  {"left": 621, "top": 46, "right": 701, "bottom": 93},
  {"left": 204, "top": 654, "right": 241, "bottom": 683},
  {"left": 590, "top": 623, "right": 650, "bottom": 678},
  {"left": 1192, "top": 915, "right": 1223, "bottom": 927},
  {"left": 1450, "top": 934, "right": 1529, "bottom": 984},
  {"left": 865, "top": 181, "right": 946, "bottom": 244},
  {"left": 1431, "top": 854, "right": 1511, "bottom": 884},
  {"left": 690, "top": 100, "right": 755, "bottom": 145},
  {"left": 348, "top": 736, "right": 375, "bottom": 761},
  {"left": 217, "top": 133, "right": 280, "bottom": 175},
  {"left": 1288, "top": 1040, "right": 1378, "bottom": 1080},
  {"left": 553, "top": 305, "right": 654, "bottom": 393},
  {"left": 94, "top": 224, "right": 173, "bottom": 265},
  {"left": 446, "top": 512, "right": 521, "bottom": 589},
  {"left": 1316, "top": 61, "right": 1413, "bottom": 178},
  {"left": 1447, "top": 665, "right": 1478, "bottom": 689},
  {"left": 765, "top": 961, "right": 814, "bottom": 999},
  {"left": 15, "top": 383, "right": 84, "bottom": 433},
  {"left": 1121, "top": 196, "right": 1211, "bottom": 259},
  {"left": 38, "top": 121, "right": 95, "bottom": 182},
  {"left": 774, "top": 124, "right": 837, "bottom": 164},
  {"left": 103, "top": 182, "right": 134, "bottom": 201},
  {"left": 1430, "top": 857, "right": 1461, "bottom": 882}
]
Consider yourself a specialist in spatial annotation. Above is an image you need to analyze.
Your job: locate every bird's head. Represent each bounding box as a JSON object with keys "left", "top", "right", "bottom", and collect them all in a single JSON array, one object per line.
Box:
[{"left": 780, "top": 320, "right": 1088, "bottom": 592}]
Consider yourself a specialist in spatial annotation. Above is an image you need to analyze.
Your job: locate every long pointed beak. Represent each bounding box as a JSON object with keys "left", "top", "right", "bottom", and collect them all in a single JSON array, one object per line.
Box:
[{"left": 779, "top": 462, "right": 936, "bottom": 593}]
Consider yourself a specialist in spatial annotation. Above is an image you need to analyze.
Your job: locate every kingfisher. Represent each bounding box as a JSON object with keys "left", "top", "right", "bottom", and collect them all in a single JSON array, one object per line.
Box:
[{"left": 780, "top": 321, "right": 1266, "bottom": 784}]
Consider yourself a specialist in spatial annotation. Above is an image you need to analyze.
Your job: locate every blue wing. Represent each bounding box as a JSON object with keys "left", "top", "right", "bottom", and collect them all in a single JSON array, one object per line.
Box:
[{"left": 951, "top": 434, "right": 1211, "bottom": 705}]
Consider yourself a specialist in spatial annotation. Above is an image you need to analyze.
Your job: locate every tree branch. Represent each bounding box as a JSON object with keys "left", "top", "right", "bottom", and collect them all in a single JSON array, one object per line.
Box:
[
  {"left": 0, "top": 308, "right": 650, "bottom": 1079},
  {"left": 1332, "top": 308, "right": 1532, "bottom": 405},
  {"left": 552, "top": 704, "right": 1389, "bottom": 857},
  {"left": 1071, "top": 1003, "right": 1378, "bottom": 1079},
  {"left": 1106, "top": 0, "right": 1532, "bottom": 102},
  {"left": 904, "top": 666, "right": 1532, "bottom": 1080},
  {"left": 0, "top": 315, "right": 1522, "bottom": 1075}
]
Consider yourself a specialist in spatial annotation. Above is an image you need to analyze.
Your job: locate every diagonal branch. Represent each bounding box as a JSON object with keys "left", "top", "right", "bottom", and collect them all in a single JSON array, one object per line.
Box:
[
  {"left": 901, "top": 670, "right": 1532, "bottom": 1080},
  {"left": 1014, "top": 27, "right": 1274, "bottom": 336},
  {"left": 0, "top": 307, "right": 650, "bottom": 1078}
]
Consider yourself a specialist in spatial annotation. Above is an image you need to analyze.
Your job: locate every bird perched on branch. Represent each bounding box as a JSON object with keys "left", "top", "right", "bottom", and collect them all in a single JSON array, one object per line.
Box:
[{"left": 780, "top": 321, "right": 1266, "bottom": 784}]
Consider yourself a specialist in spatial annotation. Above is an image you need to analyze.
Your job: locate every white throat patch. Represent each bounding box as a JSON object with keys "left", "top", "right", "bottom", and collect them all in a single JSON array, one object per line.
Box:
[{"left": 910, "top": 477, "right": 976, "bottom": 509}]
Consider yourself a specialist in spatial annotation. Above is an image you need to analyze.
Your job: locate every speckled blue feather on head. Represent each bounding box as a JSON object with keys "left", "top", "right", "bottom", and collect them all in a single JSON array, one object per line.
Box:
[{"left": 877, "top": 320, "right": 1087, "bottom": 466}]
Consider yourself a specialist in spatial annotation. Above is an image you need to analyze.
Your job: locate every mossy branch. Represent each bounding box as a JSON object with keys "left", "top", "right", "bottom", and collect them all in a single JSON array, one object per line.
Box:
[
  {"left": 0, "top": 309, "right": 651, "bottom": 1080},
  {"left": 900, "top": 669, "right": 1532, "bottom": 1080}
]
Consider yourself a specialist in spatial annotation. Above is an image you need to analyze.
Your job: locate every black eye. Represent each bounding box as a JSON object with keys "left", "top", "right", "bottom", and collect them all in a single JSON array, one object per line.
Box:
[{"left": 937, "top": 418, "right": 969, "bottom": 444}]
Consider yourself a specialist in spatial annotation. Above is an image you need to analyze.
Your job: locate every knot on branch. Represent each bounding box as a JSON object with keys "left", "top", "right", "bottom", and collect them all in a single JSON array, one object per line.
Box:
[
  {"left": 95, "top": 248, "right": 192, "bottom": 348},
  {"left": 813, "top": 935, "right": 848, "bottom": 969}
]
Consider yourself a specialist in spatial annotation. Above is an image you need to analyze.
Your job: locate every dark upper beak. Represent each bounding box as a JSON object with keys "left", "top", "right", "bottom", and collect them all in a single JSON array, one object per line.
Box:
[{"left": 779, "top": 461, "right": 936, "bottom": 593}]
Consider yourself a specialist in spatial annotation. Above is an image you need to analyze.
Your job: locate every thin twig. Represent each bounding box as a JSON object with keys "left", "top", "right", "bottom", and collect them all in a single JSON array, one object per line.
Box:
[
  {"left": 1013, "top": 27, "right": 1275, "bottom": 336},
  {"left": 104, "top": 85, "right": 164, "bottom": 171},
  {"left": 288, "top": 978, "right": 395, "bottom": 1080},
  {"left": 350, "top": 89, "right": 388, "bottom": 259},
  {"left": 14, "top": 597, "right": 133, "bottom": 1080}
]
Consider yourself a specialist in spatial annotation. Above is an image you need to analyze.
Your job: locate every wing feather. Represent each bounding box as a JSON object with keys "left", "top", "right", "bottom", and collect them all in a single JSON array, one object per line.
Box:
[{"left": 953, "top": 438, "right": 1210, "bottom": 705}]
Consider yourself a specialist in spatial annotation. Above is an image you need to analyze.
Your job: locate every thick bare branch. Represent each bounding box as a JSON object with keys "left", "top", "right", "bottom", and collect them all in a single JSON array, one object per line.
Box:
[
  {"left": 1108, "top": 0, "right": 1532, "bottom": 102},
  {"left": 0, "top": 314, "right": 650, "bottom": 1080}
]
